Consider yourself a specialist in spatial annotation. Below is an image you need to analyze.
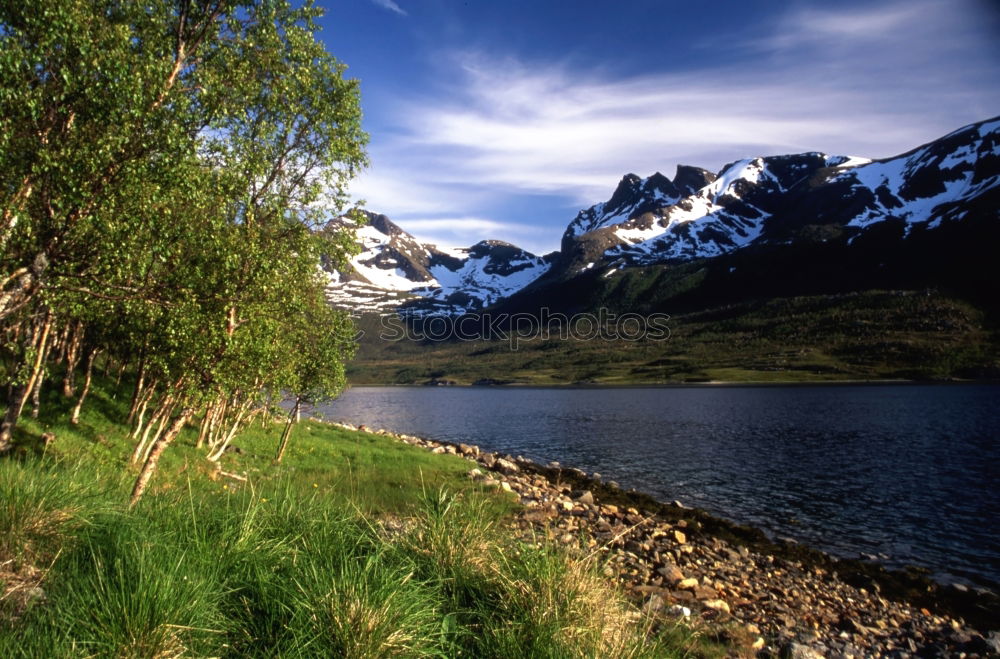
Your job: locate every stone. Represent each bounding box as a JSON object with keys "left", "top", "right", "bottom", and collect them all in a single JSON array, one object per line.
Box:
[
  {"left": 500, "top": 482, "right": 513, "bottom": 493},
  {"left": 693, "top": 585, "right": 718, "bottom": 601},
  {"left": 522, "top": 509, "right": 556, "bottom": 523},
  {"left": 430, "top": 446, "right": 446, "bottom": 454},
  {"left": 785, "top": 642, "right": 824, "bottom": 659},
  {"left": 668, "top": 604, "right": 692, "bottom": 618},
  {"left": 571, "top": 489, "right": 594, "bottom": 505},
  {"left": 673, "top": 529, "right": 687, "bottom": 545},
  {"left": 677, "top": 577, "right": 699, "bottom": 590},
  {"left": 722, "top": 547, "right": 742, "bottom": 562},
  {"left": 702, "top": 599, "right": 730, "bottom": 614},
  {"left": 657, "top": 564, "right": 685, "bottom": 584},
  {"left": 495, "top": 458, "right": 519, "bottom": 474},
  {"left": 467, "top": 468, "right": 483, "bottom": 480},
  {"left": 458, "top": 443, "right": 479, "bottom": 456}
]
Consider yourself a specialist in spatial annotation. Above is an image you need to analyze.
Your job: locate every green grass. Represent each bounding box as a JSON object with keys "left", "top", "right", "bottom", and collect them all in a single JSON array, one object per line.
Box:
[
  {"left": 348, "top": 289, "right": 1000, "bottom": 385},
  {"left": 0, "top": 377, "right": 725, "bottom": 657}
]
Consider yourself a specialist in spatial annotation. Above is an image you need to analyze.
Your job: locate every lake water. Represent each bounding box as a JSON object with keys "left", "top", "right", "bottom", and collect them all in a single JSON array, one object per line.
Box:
[{"left": 315, "top": 384, "right": 1000, "bottom": 588}]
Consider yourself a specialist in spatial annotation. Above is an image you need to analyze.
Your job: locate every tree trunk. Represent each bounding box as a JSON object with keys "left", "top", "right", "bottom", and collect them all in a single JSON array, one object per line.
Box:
[
  {"left": 30, "top": 368, "right": 44, "bottom": 418},
  {"left": 274, "top": 397, "right": 301, "bottom": 463},
  {"left": 126, "top": 358, "right": 147, "bottom": 424},
  {"left": 131, "top": 394, "right": 175, "bottom": 464},
  {"left": 206, "top": 398, "right": 254, "bottom": 462},
  {"left": 62, "top": 321, "right": 83, "bottom": 397},
  {"left": 129, "top": 407, "right": 193, "bottom": 507},
  {"left": 195, "top": 406, "right": 212, "bottom": 450},
  {"left": 70, "top": 348, "right": 100, "bottom": 425},
  {"left": 0, "top": 312, "right": 53, "bottom": 452},
  {"left": 0, "top": 268, "right": 36, "bottom": 323}
]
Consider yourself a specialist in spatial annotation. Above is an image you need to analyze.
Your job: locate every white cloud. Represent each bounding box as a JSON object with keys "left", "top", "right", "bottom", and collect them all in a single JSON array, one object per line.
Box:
[
  {"left": 369, "top": 0, "right": 406, "bottom": 16},
  {"left": 351, "top": 0, "right": 1000, "bottom": 251},
  {"left": 400, "top": 217, "right": 553, "bottom": 255},
  {"left": 349, "top": 163, "right": 483, "bottom": 216}
]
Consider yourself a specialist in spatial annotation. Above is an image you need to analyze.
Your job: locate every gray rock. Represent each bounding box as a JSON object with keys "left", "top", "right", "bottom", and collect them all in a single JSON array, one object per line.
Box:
[
  {"left": 785, "top": 642, "right": 825, "bottom": 659},
  {"left": 571, "top": 489, "right": 594, "bottom": 505},
  {"left": 657, "top": 564, "right": 685, "bottom": 584},
  {"left": 494, "top": 458, "right": 519, "bottom": 474},
  {"left": 643, "top": 594, "right": 665, "bottom": 612}
]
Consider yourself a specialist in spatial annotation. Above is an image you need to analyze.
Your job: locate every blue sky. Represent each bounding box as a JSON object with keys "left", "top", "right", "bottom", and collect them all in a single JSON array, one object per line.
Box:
[{"left": 316, "top": 0, "right": 1000, "bottom": 254}]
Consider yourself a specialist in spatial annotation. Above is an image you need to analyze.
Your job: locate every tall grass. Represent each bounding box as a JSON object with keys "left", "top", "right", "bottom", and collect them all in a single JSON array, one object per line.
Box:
[{"left": 0, "top": 378, "right": 720, "bottom": 657}]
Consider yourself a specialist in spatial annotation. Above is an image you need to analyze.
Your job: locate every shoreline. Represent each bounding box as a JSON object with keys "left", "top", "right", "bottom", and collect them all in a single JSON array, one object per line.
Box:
[
  {"left": 331, "top": 419, "right": 1000, "bottom": 656},
  {"left": 344, "top": 378, "right": 1000, "bottom": 389}
]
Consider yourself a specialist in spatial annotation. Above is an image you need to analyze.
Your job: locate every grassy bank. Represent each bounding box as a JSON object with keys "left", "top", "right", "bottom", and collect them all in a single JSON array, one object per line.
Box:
[
  {"left": 0, "top": 379, "right": 719, "bottom": 657},
  {"left": 348, "top": 290, "right": 1000, "bottom": 385}
]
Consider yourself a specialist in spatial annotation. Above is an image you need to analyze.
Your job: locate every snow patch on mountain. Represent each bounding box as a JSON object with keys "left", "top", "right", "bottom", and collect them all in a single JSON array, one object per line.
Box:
[
  {"left": 324, "top": 215, "right": 551, "bottom": 314},
  {"left": 837, "top": 117, "right": 1000, "bottom": 231},
  {"left": 429, "top": 247, "right": 550, "bottom": 305}
]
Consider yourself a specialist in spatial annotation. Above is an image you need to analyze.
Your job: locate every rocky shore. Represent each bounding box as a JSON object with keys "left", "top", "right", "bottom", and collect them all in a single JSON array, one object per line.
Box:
[{"left": 338, "top": 423, "right": 1000, "bottom": 658}]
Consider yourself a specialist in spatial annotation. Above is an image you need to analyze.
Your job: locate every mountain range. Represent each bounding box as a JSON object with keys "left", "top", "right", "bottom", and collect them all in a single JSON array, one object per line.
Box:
[{"left": 324, "top": 116, "right": 999, "bottom": 319}]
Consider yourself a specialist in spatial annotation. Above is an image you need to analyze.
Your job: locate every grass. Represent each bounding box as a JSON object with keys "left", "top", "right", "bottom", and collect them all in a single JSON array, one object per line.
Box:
[
  {"left": 347, "top": 289, "right": 1000, "bottom": 385},
  {"left": 0, "top": 375, "right": 726, "bottom": 657}
]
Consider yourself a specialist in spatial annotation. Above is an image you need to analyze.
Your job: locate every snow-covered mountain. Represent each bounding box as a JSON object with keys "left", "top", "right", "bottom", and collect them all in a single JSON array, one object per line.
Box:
[
  {"left": 323, "top": 212, "right": 552, "bottom": 314},
  {"left": 554, "top": 116, "right": 999, "bottom": 279},
  {"left": 326, "top": 116, "right": 999, "bottom": 315}
]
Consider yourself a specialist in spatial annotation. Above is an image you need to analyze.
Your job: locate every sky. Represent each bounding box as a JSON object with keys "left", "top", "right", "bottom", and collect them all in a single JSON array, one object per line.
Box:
[{"left": 315, "top": 0, "right": 1000, "bottom": 255}]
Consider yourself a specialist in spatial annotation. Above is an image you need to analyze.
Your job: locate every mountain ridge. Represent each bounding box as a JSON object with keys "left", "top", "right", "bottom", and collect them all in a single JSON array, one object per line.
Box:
[{"left": 325, "top": 116, "right": 999, "bottom": 316}]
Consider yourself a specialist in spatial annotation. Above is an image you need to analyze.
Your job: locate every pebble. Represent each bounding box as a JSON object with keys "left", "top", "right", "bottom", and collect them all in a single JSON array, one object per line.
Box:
[{"left": 373, "top": 426, "right": 992, "bottom": 657}]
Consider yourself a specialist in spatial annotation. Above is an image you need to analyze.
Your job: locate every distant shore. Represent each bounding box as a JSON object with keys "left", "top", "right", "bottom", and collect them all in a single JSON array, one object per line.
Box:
[{"left": 345, "top": 377, "right": 999, "bottom": 389}]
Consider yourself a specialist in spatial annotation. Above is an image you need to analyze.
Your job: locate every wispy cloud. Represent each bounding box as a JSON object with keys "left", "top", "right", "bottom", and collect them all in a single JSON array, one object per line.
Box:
[
  {"left": 397, "top": 217, "right": 551, "bottom": 252},
  {"left": 369, "top": 0, "right": 406, "bottom": 16},
  {"left": 352, "top": 0, "right": 1000, "bottom": 251}
]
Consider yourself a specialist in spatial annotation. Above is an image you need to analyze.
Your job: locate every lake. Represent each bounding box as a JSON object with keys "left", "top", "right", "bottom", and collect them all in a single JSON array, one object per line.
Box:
[{"left": 315, "top": 384, "right": 1000, "bottom": 589}]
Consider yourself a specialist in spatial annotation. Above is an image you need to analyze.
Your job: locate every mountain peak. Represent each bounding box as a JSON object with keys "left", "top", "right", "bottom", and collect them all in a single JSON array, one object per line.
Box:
[{"left": 674, "top": 165, "right": 716, "bottom": 195}]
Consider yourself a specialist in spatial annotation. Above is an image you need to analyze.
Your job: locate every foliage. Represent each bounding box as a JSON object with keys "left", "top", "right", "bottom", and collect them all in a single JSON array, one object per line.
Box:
[{"left": 0, "top": 0, "right": 367, "bottom": 501}]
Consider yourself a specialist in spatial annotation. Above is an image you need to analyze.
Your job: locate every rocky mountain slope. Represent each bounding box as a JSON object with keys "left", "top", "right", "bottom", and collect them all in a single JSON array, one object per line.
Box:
[
  {"left": 327, "top": 116, "right": 999, "bottom": 316},
  {"left": 549, "top": 115, "right": 999, "bottom": 281},
  {"left": 323, "top": 212, "right": 552, "bottom": 314}
]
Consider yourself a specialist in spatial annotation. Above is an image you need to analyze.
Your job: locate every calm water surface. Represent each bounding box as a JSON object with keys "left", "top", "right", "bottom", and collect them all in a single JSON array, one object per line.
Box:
[{"left": 316, "top": 384, "right": 1000, "bottom": 588}]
